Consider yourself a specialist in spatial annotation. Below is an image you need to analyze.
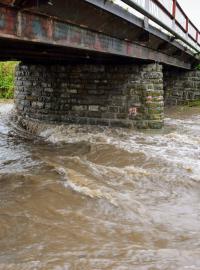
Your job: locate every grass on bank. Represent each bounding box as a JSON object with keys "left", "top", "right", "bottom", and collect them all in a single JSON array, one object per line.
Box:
[
  {"left": 0, "top": 61, "right": 18, "bottom": 99},
  {"left": 196, "top": 64, "right": 200, "bottom": 71},
  {"left": 186, "top": 99, "right": 200, "bottom": 107}
]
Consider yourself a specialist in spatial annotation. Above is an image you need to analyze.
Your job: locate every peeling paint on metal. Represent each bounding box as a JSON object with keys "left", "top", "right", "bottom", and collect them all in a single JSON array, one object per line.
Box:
[
  {"left": 0, "top": 14, "right": 5, "bottom": 29},
  {"left": 0, "top": 7, "right": 17, "bottom": 35},
  {"left": 32, "top": 18, "right": 45, "bottom": 38}
]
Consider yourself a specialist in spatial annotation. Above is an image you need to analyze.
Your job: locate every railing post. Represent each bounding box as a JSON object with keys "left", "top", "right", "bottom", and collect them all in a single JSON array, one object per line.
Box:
[
  {"left": 186, "top": 18, "right": 189, "bottom": 32},
  {"left": 196, "top": 31, "right": 199, "bottom": 44},
  {"left": 185, "top": 18, "right": 189, "bottom": 41},
  {"left": 144, "top": 0, "right": 150, "bottom": 29},
  {"left": 172, "top": 0, "right": 176, "bottom": 31},
  {"left": 172, "top": 0, "right": 176, "bottom": 17}
]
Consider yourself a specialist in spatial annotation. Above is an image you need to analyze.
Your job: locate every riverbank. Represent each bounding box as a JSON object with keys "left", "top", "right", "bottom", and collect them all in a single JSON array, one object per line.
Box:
[
  {"left": 165, "top": 103, "right": 200, "bottom": 119},
  {"left": 0, "top": 99, "right": 13, "bottom": 103},
  {"left": 0, "top": 61, "right": 18, "bottom": 99}
]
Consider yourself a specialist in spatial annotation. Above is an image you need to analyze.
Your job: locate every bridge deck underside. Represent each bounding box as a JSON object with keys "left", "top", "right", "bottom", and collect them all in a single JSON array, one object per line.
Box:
[{"left": 0, "top": 0, "right": 196, "bottom": 69}]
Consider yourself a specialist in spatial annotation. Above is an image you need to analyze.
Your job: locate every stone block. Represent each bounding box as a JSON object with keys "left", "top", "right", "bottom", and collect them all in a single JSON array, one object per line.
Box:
[
  {"left": 68, "top": 89, "right": 77, "bottom": 94},
  {"left": 88, "top": 105, "right": 99, "bottom": 112},
  {"left": 88, "top": 89, "right": 105, "bottom": 95},
  {"left": 102, "top": 112, "right": 116, "bottom": 119},
  {"left": 72, "top": 105, "right": 87, "bottom": 111},
  {"left": 116, "top": 113, "right": 127, "bottom": 119},
  {"left": 23, "top": 81, "right": 32, "bottom": 87},
  {"left": 45, "top": 88, "right": 54, "bottom": 93},
  {"left": 108, "top": 106, "right": 119, "bottom": 113}
]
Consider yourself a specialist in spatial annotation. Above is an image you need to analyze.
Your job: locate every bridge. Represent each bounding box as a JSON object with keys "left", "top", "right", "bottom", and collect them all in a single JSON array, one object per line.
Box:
[{"left": 1, "top": 0, "right": 200, "bottom": 128}]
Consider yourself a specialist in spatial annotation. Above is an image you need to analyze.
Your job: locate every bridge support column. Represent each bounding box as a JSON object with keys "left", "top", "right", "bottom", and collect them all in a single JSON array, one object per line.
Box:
[
  {"left": 164, "top": 69, "right": 200, "bottom": 105},
  {"left": 14, "top": 63, "right": 164, "bottom": 129}
]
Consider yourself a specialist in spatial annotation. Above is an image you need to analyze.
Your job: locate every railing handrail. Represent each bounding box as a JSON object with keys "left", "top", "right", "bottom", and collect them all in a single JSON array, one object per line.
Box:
[{"left": 118, "top": 0, "right": 200, "bottom": 54}]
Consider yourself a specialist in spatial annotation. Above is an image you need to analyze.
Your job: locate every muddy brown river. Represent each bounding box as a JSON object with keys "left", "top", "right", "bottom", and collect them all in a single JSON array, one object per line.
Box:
[{"left": 1, "top": 102, "right": 200, "bottom": 269}]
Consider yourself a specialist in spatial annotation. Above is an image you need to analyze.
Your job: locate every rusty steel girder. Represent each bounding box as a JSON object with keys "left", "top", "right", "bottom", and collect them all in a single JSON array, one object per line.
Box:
[{"left": 0, "top": 4, "right": 192, "bottom": 68}]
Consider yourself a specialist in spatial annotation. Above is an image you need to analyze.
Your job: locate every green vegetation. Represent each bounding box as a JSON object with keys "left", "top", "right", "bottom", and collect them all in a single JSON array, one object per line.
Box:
[
  {"left": 0, "top": 61, "right": 18, "bottom": 99},
  {"left": 195, "top": 64, "right": 200, "bottom": 70},
  {"left": 186, "top": 99, "right": 200, "bottom": 107},
  {"left": 179, "top": 99, "right": 200, "bottom": 107}
]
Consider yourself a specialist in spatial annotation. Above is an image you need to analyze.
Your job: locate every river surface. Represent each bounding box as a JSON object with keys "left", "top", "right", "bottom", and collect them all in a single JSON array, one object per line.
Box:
[{"left": 1, "top": 102, "right": 200, "bottom": 270}]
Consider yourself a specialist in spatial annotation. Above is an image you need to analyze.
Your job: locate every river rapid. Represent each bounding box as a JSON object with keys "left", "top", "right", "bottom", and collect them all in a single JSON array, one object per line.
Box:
[{"left": 1, "top": 102, "right": 200, "bottom": 270}]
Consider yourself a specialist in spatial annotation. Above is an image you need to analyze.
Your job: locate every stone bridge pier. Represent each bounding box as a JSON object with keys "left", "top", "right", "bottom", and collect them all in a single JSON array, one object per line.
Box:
[
  {"left": 14, "top": 62, "right": 164, "bottom": 129},
  {"left": 14, "top": 62, "right": 200, "bottom": 129},
  {"left": 164, "top": 68, "right": 200, "bottom": 106}
]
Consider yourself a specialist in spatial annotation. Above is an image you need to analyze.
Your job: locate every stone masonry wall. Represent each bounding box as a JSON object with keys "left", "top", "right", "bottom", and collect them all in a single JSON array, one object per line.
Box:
[
  {"left": 164, "top": 69, "right": 200, "bottom": 106},
  {"left": 14, "top": 63, "right": 164, "bottom": 129}
]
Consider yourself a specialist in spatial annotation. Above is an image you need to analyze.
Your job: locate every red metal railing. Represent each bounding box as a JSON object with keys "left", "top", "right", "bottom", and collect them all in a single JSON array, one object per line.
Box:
[
  {"left": 163, "top": 0, "right": 199, "bottom": 43},
  {"left": 119, "top": 0, "right": 200, "bottom": 53}
]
